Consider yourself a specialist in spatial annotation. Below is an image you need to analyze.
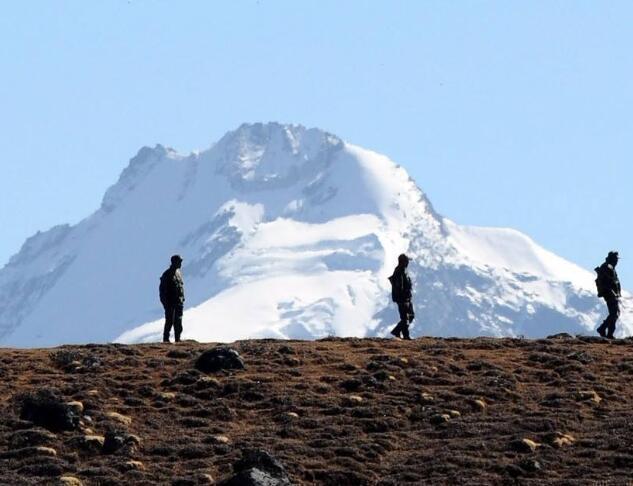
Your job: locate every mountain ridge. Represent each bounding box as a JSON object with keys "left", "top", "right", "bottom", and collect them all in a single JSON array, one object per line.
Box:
[{"left": 0, "top": 122, "right": 629, "bottom": 346}]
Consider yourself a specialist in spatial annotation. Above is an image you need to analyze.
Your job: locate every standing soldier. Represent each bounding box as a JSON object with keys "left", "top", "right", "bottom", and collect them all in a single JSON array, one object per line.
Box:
[
  {"left": 389, "top": 254, "right": 414, "bottom": 340},
  {"left": 160, "top": 255, "right": 185, "bottom": 343},
  {"left": 596, "top": 251, "right": 621, "bottom": 339}
]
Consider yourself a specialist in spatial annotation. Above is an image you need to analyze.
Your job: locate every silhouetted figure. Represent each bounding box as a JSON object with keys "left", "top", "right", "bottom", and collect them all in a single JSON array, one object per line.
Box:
[
  {"left": 596, "top": 251, "right": 621, "bottom": 339},
  {"left": 160, "top": 255, "right": 185, "bottom": 343},
  {"left": 389, "top": 254, "right": 414, "bottom": 340}
]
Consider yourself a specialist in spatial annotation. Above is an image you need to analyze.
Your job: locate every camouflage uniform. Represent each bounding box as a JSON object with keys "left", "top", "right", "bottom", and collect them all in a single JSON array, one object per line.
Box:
[
  {"left": 596, "top": 253, "right": 621, "bottom": 339},
  {"left": 390, "top": 262, "right": 414, "bottom": 340},
  {"left": 160, "top": 261, "right": 185, "bottom": 342}
]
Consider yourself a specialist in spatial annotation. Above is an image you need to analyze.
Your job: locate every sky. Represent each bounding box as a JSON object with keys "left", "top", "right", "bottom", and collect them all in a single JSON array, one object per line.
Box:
[{"left": 1, "top": 1, "right": 631, "bottom": 284}]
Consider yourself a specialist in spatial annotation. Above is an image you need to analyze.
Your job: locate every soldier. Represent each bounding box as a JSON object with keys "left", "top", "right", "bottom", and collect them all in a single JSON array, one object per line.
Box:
[
  {"left": 596, "top": 251, "right": 621, "bottom": 339},
  {"left": 160, "top": 254, "right": 185, "bottom": 343},
  {"left": 389, "top": 254, "right": 415, "bottom": 340}
]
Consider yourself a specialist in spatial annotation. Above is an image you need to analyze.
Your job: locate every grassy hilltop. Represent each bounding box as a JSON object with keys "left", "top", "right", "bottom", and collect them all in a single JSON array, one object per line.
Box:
[{"left": 1, "top": 336, "right": 633, "bottom": 485}]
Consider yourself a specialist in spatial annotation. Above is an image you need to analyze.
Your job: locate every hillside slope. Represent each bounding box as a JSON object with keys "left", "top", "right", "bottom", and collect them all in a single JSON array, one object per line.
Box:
[{"left": 1, "top": 336, "right": 633, "bottom": 484}]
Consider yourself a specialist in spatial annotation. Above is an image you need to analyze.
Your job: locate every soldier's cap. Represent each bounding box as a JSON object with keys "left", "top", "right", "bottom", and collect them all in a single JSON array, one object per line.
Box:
[
  {"left": 171, "top": 254, "right": 183, "bottom": 264},
  {"left": 607, "top": 251, "right": 619, "bottom": 260}
]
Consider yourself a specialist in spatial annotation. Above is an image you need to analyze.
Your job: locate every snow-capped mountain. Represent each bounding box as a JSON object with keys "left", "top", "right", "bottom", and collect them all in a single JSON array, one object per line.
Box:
[{"left": 1, "top": 123, "right": 630, "bottom": 346}]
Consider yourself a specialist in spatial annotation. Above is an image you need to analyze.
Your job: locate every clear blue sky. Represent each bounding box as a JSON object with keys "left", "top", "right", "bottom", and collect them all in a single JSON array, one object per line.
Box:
[{"left": 1, "top": 1, "right": 631, "bottom": 283}]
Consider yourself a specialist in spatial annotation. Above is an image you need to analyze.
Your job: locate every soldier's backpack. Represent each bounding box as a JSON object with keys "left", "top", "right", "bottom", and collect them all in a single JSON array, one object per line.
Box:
[
  {"left": 594, "top": 265, "right": 606, "bottom": 298},
  {"left": 388, "top": 274, "right": 399, "bottom": 302}
]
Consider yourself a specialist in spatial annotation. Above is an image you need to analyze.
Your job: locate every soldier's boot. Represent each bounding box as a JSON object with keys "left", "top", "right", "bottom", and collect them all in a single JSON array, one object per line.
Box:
[
  {"left": 606, "top": 322, "right": 616, "bottom": 339},
  {"left": 390, "top": 322, "right": 403, "bottom": 339},
  {"left": 597, "top": 325, "right": 606, "bottom": 338},
  {"left": 401, "top": 324, "right": 411, "bottom": 341}
]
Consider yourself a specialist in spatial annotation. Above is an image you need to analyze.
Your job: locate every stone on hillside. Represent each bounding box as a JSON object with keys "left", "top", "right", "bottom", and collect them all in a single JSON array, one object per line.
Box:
[
  {"left": 344, "top": 395, "right": 364, "bottom": 406},
  {"left": 195, "top": 347, "right": 245, "bottom": 373},
  {"left": 103, "top": 430, "right": 141, "bottom": 455},
  {"left": 546, "top": 333, "right": 574, "bottom": 340},
  {"left": 448, "top": 410, "right": 461, "bottom": 418},
  {"left": 50, "top": 349, "right": 82, "bottom": 368},
  {"left": 218, "top": 449, "right": 292, "bottom": 486},
  {"left": 50, "top": 349, "right": 102, "bottom": 373},
  {"left": 372, "top": 370, "right": 390, "bottom": 382},
  {"left": 219, "top": 468, "right": 291, "bottom": 486},
  {"left": 35, "top": 446, "right": 58, "bottom": 456},
  {"left": 419, "top": 392, "right": 434, "bottom": 404},
  {"left": 234, "top": 450, "right": 289, "bottom": 478},
  {"left": 518, "top": 458, "right": 542, "bottom": 473},
  {"left": 471, "top": 399, "right": 487, "bottom": 412},
  {"left": 207, "top": 435, "right": 231, "bottom": 445},
  {"left": 106, "top": 412, "right": 132, "bottom": 426},
  {"left": 173, "top": 473, "right": 215, "bottom": 485},
  {"left": 58, "top": 476, "right": 83, "bottom": 486},
  {"left": 123, "top": 460, "right": 145, "bottom": 471},
  {"left": 510, "top": 438, "right": 540, "bottom": 453},
  {"left": 81, "top": 356, "right": 103, "bottom": 371},
  {"left": 576, "top": 390, "right": 602, "bottom": 404},
  {"left": 18, "top": 388, "right": 81, "bottom": 432},
  {"left": 196, "top": 376, "right": 222, "bottom": 390},
  {"left": 277, "top": 412, "right": 299, "bottom": 424},
  {"left": 66, "top": 401, "right": 84, "bottom": 414},
  {"left": 545, "top": 432, "right": 576, "bottom": 448},
  {"left": 68, "top": 435, "right": 105, "bottom": 454},
  {"left": 430, "top": 414, "right": 451, "bottom": 425}
]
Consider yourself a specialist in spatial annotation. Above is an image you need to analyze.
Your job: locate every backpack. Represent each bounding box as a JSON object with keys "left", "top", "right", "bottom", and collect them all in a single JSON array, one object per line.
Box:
[
  {"left": 594, "top": 266, "right": 606, "bottom": 298},
  {"left": 388, "top": 274, "right": 399, "bottom": 302}
]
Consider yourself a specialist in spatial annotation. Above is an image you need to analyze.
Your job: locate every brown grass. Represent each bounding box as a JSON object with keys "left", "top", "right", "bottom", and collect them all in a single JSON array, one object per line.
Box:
[{"left": 1, "top": 336, "right": 633, "bottom": 485}]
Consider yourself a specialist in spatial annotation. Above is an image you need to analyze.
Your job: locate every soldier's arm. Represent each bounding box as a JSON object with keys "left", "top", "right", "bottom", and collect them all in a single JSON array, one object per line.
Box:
[{"left": 606, "top": 267, "right": 620, "bottom": 297}]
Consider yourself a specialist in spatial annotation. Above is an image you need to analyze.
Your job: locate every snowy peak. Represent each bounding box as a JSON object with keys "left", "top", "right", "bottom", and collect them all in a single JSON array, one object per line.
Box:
[
  {"left": 101, "top": 144, "right": 179, "bottom": 212},
  {"left": 1, "top": 122, "right": 631, "bottom": 347},
  {"left": 213, "top": 123, "right": 344, "bottom": 190}
]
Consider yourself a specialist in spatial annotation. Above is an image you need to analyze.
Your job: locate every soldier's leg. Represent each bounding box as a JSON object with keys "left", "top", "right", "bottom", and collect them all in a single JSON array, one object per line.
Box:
[
  {"left": 597, "top": 299, "right": 609, "bottom": 337},
  {"left": 163, "top": 305, "right": 174, "bottom": 342},
  {"left": 401, "top": 302, "right": 412, "bottom": 340},
  {"left": 391, "top": 321, "right": 403, "bottom": 337},
  {"left": 606, "top": 298, "right": 620, "bottom": 338},
  {"left": 401, "top": 321, "right": 411, "bottom": 340},
  {"left": 391, "top": 302, "right": 407, "bottom": 337},
  {"left": 174, "top": 305, "right": 184, "bottom": 342}
]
